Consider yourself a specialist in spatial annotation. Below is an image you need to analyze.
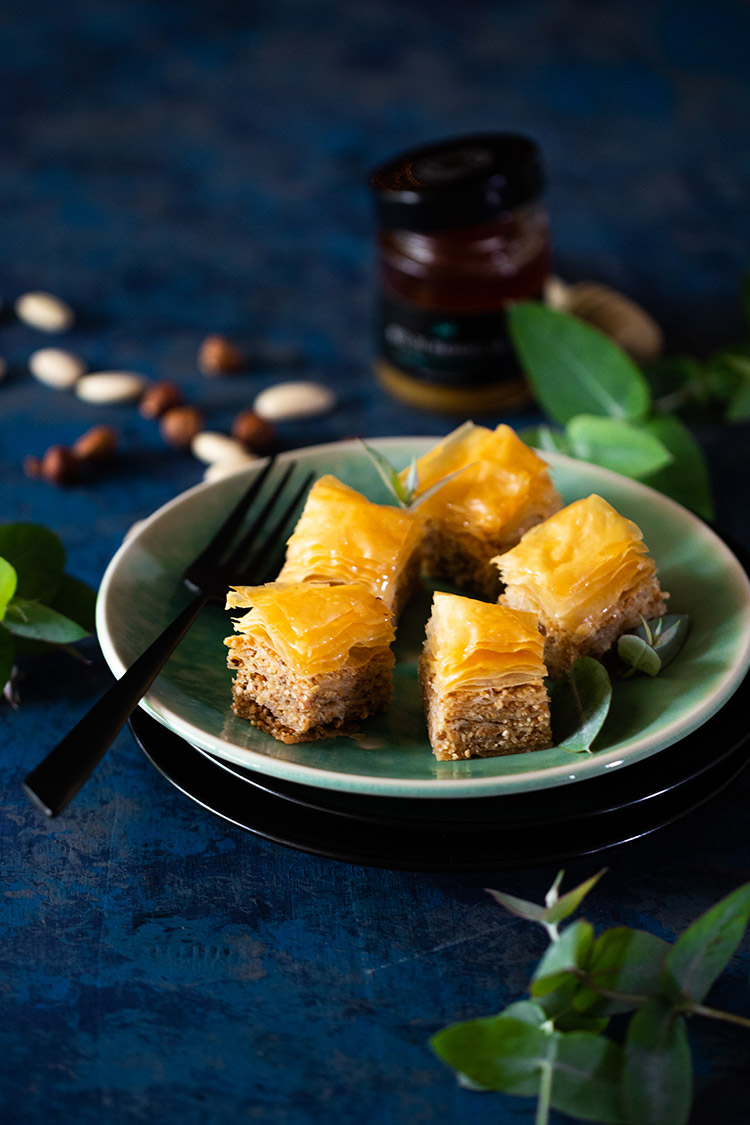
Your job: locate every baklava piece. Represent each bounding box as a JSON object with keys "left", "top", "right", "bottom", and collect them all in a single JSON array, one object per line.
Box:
[
  {"left": 276, "top": 474, "right": 421, "bottom": 618},
  {"left": 496, "top": 493, "right": 668, "bottom": 677},
  {"left": 419, "top": 592, "right": 552, "bottom": 761},
  {"left": 225, "top": 582, "right": 395, "bottom": 743},
  {"left": 403, "top": 422, "right": 562, "bottom": 599}
]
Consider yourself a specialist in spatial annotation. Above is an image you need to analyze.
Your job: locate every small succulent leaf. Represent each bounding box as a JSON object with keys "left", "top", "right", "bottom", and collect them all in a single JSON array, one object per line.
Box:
[
  {"left": 618, "top": 634, "right": 662, "bottom": 677},
  {"left": 359, "top": 440, "right": 410, "bottom": 507},
  {"left": 661, "top": 881, "right": 750, "bottom": 1005},
  {"left": 565, "top": 415, "right": 673, "bottom": 480},
  {"left": 507, "top": 302, "right": 652, "bottom": 424},
  {"left": 431, "top": 1014, "right": 552, "bottom": 1095},
  {"left": 403, "top": 457, "right": 419, "bottom": 500},
  {"left": 543, "top": 869, "right": 608, "bottom": 926},
  {"left": 549, "top": 1032, "right": 626, "bottom": 1124},
  {"left": 573, "top": 928, "right": 671, "bottom": 1016},
  {"left": 726, "top": 375, "right": 750, "bottom": 423},
  {"left": 548, "top": 657, "right": 612, "bottom": 753},
  {"left": 0, "top": 523, "right": 66, "bottom": 602},
  {"left": 545, "top": 869, "right": 565, "bottom": 909},
  {"left": 519, "top": 425, "right": 572, "bottom": 455},
  {"left": 485, "top": 886, "right": 548, "bottom": 923},
  {"left": 648, "top": 614, "right": 690, "bottom": 670},
  {"left": 0, "top": 558, "right": 18, "bottom": 619},
  {"left": 0, "top": 624, "right": 14, "bottom": 694},
  {"left": 50, "top": 573, "right": 97, "bottom": 633},
  {"left": 2, "top": 599, "right": 89, "bottom": 644},
  {"left": 531, "top": 920, "right": 595, "bottom": 997},
  {"left": 622, "top": 998, "right": 692, "bottom": 1125},
  {"left": 641, "top": 414, "right": 715, "bottom": 519}
]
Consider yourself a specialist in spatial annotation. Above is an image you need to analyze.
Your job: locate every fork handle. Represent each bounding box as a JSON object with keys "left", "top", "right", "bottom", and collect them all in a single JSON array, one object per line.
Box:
[{"left": 23, "top": 592, "right": 208, "bottom": 817}]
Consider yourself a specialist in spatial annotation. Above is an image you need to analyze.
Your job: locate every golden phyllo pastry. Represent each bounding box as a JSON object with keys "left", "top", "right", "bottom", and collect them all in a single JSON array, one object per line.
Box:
[
  {"left": 403, "top": 421, "right": 562, "bottom": 598},
  {"left": 276, "top": 474, "right": 421, "bottom": 617},
  {"left": 496, "top": 493, "right": 668, "bottom": 676},
  {"left": 225, "top": 582, "right": 395, "bottom": 743},
  {"left": 419, "top": 592, "right": 552, "bottom": 761}
]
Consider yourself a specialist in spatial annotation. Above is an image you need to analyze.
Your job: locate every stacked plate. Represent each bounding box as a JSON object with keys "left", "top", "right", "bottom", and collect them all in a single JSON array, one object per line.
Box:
[{"left": 99, "top": 440, "right": 750, "bottom": 871}]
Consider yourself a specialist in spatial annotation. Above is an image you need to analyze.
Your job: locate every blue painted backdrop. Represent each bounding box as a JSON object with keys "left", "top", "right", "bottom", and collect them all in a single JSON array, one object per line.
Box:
[{"left": 2, "top": 1, "right": 750, "bottom": 1122}]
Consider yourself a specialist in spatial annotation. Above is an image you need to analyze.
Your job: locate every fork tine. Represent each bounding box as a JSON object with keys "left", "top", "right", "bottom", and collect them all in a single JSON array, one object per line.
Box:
[
  {"left": 183, "top": 454, "right": 277, "bottom": 587},
  {"left": 219, "top": 460, "right": 298, "bottom": 577},
  {"left": 232, "top": 468, "right": 315, "bottom": 586}
]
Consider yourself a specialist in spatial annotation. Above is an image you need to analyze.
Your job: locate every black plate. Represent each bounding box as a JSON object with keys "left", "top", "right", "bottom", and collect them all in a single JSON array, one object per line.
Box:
[{"left": 129, "top": 664, "right": 750, "bottom": 871}]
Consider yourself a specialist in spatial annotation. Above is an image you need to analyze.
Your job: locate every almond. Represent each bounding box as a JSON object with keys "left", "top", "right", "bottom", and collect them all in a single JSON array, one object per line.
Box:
[
  {"left": 15, "top": 291, "right": 75, "bottom": 333},
  {"left": 29, "top": 347, "right": 86, "bottom": 389}
]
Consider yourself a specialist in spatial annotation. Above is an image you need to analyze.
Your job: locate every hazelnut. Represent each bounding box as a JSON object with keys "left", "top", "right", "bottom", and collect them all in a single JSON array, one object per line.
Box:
[
  {"left": 72, "top": 424, "right": 118, "bottom": 464},
  {"left": 231, "top": 409, "right": 276, "bottom": 454},
  {"left": 198, "top": 334, "right": 247, "bottom": 375},
  {"left": 139, "top": 380, "right": 184, "bottom": 419},
  {"left": 36, "top": 445, "right": 81, "bottom": 485},
  {"left": 160, "top": 404, "right": 204, "bottom": 448}
]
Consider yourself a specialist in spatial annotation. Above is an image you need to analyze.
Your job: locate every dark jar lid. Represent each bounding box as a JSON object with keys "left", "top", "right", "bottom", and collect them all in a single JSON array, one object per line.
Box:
[{"left": 368, "top": 132, "right": 545, "bottom": 232}]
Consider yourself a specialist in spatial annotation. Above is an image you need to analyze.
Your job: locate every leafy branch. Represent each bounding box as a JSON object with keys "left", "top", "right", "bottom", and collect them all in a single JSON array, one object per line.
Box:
[
  {"left": 432, "top": 872, "right": 750, "bottom": 1124},
  {"left": 508, "top": 303, "right": 716, "bottom": 521},
  {"left": 0, "top": 523, "right": 97, "bottom": 704}
]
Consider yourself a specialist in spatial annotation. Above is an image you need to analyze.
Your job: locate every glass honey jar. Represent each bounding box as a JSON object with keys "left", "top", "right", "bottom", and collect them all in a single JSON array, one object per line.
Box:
[{"left": 368, "top": 133, "right": 551, "bottom": 414}]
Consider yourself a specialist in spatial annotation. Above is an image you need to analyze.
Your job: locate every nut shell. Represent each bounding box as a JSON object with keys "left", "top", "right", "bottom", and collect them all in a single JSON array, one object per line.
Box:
[
  {"left": 72, "top": 424, "right": 118, "bottom": 463},
  {"left": 139, "top": 380, "right": 183, "bottom": 419},
  {"left": 231, "top": 409, "right": 276, "bottom": 454},
  {"left": 160, "top": 404, "right": 205, "bottom": 448},
  {"left": 198, "top": 334, "right": 247, "bottom": 375}
]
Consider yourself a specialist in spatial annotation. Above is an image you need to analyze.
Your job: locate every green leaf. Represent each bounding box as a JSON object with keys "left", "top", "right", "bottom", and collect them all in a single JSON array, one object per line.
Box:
[
  {"left": 574, "top": 928, "right": 670, "bottom": 1016},
  {"left": 3, "top": 599, "right": 89, "bottom": 644},
  {"left": 0, "top": 524, "right": 66, "bottom": 601},
  {"left": 622, "top": 997, "right": 692, "bottom": 1125},
  {"left": 507, "top": 303, "right": 652, "bottom": 425},
  {"left": 431, "top": 1013, "right": 552, "bottom": 1096},
  {"left": 0, "top": 558, "right": 18, "bottom": 619},
  {"left": 618, "top": 634, "right": 662, "bottom": 677},
  {"left": 549, "top": 1032, "right": 626, "bottom": 1123},
  {"left": 485, "top": 886, "right": 549, "bottom": 924},
  {"left": 544, "top": 870, "right": 608, "bottom": 927},
  {"left": 565, "top": 415, "right": 672, "bottom": 479},
  {"left": 359, "top": 440, "right": 411, "bottom": 507},
  {"left": 661, "top": 881, "right": 750, "bottom": 1005},
  {"left": 519, "top": 425, "right": 572, "bottom": 455},
  {"left": 50, "top": 573, "right": 97, "bottom": 633},
  {"left": 548, "top": 657, "right": 613, "bottom": 753},
  {"left": 0, "top": 624, "right": 14, "bottom": 692},
  {"left": 641, "top": 414, "right": 714, "bottom": 519},
  {"left": 531, "top": 920, "right": 595, "bottom": 998}
]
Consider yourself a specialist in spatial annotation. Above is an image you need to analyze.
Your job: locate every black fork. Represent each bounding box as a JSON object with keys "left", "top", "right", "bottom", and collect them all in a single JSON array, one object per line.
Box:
[{"left": 23, "top": 456, "right": 314, "bottom": 817}]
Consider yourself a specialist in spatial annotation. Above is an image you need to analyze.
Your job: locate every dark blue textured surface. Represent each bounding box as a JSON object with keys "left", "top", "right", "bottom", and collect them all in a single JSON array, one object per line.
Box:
[{"left": 3, "top": 2, "right": 750, "bottom": 1122}]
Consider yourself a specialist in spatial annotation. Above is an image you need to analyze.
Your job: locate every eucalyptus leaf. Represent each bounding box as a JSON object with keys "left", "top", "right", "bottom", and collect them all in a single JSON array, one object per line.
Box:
[
  {"left": 50, "top": 573, "right": 97, "bottom": 633},
  {"left": 0, "top": 559, "right": 17, "bottom": 619},
  {"left": 544, "top": 870, "right": 608, "bottom": 927},
  {"left": 573, "top": 928, "right": 670, "bottom": 1016},
  {"left": 485, "top": 886, "right": 549, "bottom": 924},
  {"left": 507, "top": 303, "right": 652, "bottom": 424},
  {"left": 0, "top": 624, "right": 14, "bottom": 690},
  {"left": 3, "top": 599, "right": 89, "bottom": 644},
  {"left": 622, "top": 997, "right": 692, "bottom": 1125},
  {"left": 726, "top": 376, "right": 750, "bottom": 423},
  {"left": 565, "top": 415, "right": 672, "bottom": 479},
  {"left": 359, "top": 440, "right": 411, "bottom": 506},
  {"left": 431, "top": 1014, "right": 552, "bottom": 1096},
  {"left": 661, "top": 881, "right": 750, "bottom": 1006},
  {"left": 0, "top": 524, "right": 66, "bottom": 601},
  {"left": 549, "top": 1032, "right": 626, "bottom": 1124},
  {"left": 621, "top": 613, "right": 690, "bottom": 675},
  {"left": 618, "top": 634, "right": 662, "bottom": 677},
  {"left": 641, "top": 414, "right": 714, "bottom": 519},
  {"left": 548, "top": 657, "right": 612, "bottom": 753},
  {"left": 531, "top": 920, "right": 595, "bottom": 997}
]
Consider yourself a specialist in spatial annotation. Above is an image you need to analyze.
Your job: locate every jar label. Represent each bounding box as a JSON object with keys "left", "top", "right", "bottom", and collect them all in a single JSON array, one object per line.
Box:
[{"left": 377, "top": 294, "right": 521, "bottom": 388}]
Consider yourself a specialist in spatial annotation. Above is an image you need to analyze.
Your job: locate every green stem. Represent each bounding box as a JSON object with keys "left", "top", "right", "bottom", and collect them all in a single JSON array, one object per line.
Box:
[
  {"left": 687, "top": 1004, "right": 750, "bottom": 1029},
  {"left": 536, "top": 1062, "right": 553, "bottom": 1125}
]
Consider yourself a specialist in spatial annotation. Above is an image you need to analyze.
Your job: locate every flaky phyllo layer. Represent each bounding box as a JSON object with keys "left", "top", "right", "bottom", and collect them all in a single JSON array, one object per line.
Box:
[
  {"left": 402, "top": 421, "right": 561, "bottom": 535},
  {"left": 423, "top": 592, "right": 547, "bottom": 693},
  {"left": 225, "top": 581, "right": 395, "bottom": 677},
  {"left": 495, "top": 494, "right": 661, "bottom": 633},
  {"left": 276, "top": 474, "right": 420, "bottom": 612}
]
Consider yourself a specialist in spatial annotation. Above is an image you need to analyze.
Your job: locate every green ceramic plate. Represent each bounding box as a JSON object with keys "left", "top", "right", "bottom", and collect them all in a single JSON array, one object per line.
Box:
[{"left": 97, "top": 438, "right": 750, "bottom": 798}]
